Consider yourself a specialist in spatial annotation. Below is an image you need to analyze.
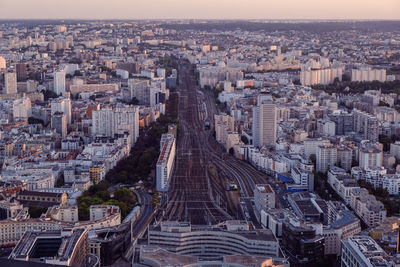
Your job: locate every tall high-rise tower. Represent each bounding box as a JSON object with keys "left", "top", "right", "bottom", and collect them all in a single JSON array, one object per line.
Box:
[
  {"left": 0, "top": 56, "right": 6, "bottom": 69},
  {"left": 4, "top": 72, "right": 17, "bottom": 94},
  {"left": 16, "top": 63, "right": 27, "bottom": 81},
  {"left": 252, "top": 97, "right": 277, "bottom": 148},
  {"left": 53, "top": 70, "right": 66, "bottom": 95}
]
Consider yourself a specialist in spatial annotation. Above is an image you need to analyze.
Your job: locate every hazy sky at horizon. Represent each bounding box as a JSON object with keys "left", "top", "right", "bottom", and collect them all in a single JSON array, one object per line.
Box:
[{"left": 1, "top": 0, "right": 399, "bottom": 20}]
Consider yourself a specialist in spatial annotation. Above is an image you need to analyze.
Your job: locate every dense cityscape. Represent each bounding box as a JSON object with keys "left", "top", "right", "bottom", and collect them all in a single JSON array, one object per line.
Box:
[{"left": 0, "top": 17, "right": 399, "bottom": 267}]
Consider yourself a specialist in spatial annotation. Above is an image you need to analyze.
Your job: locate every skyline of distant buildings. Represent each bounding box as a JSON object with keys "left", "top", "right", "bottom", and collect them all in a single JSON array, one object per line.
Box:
[{"left": 0, "top": 19, "right": 399, "bottom": 266}]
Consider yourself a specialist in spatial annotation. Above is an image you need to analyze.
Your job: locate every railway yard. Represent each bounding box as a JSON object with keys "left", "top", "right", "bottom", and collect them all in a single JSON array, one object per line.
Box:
[{"left": 163, "top": 61, "right": 273, "bottom": 226}]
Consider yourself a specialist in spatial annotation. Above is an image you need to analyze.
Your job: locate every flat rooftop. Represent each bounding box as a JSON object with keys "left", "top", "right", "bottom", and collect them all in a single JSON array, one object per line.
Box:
[
  {"left": 10, "top": 229, "right": 86, "bottom": 262},
  {"left": 255, "top": 184, "right": 273, "bottom": 194},
  {"left": 140, "top": 245, "right": 198, "bottom": 266}
]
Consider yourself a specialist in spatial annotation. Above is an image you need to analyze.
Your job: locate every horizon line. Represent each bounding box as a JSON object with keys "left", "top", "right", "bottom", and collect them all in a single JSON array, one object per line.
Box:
[{"left": 0, "top": 18, "right": 400, "bottom": 22}]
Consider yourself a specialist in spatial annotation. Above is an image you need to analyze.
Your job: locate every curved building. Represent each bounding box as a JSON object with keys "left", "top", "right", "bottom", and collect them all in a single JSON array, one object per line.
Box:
[
  {"left": 139, "top": 245, "right": 289, "bottom": 267},
  {"left": 148, "top": 221, "right": 279, "bottom": 261}
]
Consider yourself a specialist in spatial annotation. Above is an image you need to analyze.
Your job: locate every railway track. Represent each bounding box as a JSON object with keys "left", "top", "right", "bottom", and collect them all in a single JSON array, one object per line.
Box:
[
  {"left": 164, "top": 61, "right": 273, "bottom": 225},
  {"left": 164, "top": 62, "right": 229, "bottom": 224}
]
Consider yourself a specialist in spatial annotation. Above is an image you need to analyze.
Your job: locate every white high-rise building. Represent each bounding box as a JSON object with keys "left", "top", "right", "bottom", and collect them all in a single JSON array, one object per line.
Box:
[
  {"left": 4, "top": 73, "right": 17, "bottom": 94},
  {"left": 300, "top": 66, "right": 343, "bottom": 86},
  {"left": 92, "top": 105, "right": 139, "bottom": 147},
  {"left": 359, "top": 147, "right": 382, "bottom": 169},
  {"left": 128, "top": 79, "right": 150, "bottom": 105},
  {"left": 156, "top": 133, "right": 176, "bottom": 192},
  {"left": 51, "top": 98, "right": 71, "bottom": 125},
  {"left": 13, "top": 98, "right": 31, "bottom": 120},
  {"left": 316, "top": 145, "right": 337, "bottom": 173},
  {"left": 351, "top": 67, "right": 386, "bottom": 82},
  {"left": 53, "top": 71, "right": 66, "bottom": 95},
  {"left": 223, "top": 81, "right": 233, "bottom": 93},
  {"left": 215, "top": 114, "right": 235, "bottom": 144},
  {"left": 26, "top": 80, "right": 37, "bottom": 92},
  {"left": 352, "top": 109, "right": 379, "bottom": 142},
  {"left": 252, "top": 100, "right": 276, "bottom": 148},
  {"left": 0, "top": 56, "right": 6, "bottom": 69},
  {"left": 156, "top": 68, "right": 166, "bottom": 78},
  {"left": 300, "top": 59, "right": 344, "bottom": 86},
  {"left": 253, "top": 184, "right": 275, "bottom": 215},
  {"left": 51, "top": 112, "right": 67, "bottom": 138},
  {"left": 303, "top": 138, "right": 331, "bottom": 159}
]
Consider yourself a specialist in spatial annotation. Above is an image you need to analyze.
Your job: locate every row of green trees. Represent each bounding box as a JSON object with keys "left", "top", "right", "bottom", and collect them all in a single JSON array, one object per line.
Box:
[
  {"left": 159, "top": 55, "right": 178, "bottom": 77},
  {"left": 312, "top": 79, "right": 400, "bottom": 95},
  {"left": 313, "top": 171, "right": 341, "bottom": 202},
  {"left": 77, "top": 92, "right": 179, "bottom": 220},
  {"left": 357, "top": 180, "right": 400, "bottom": 216},
  {"left": 77, "top": 180, "right": 138, "bottom": 220},
  {"left": 379, "top": 134, "right": 400, "bottom": 152},
  {"left": 105, "top": 94, "right": 179, "bottom": 186},
  {"left": 28, "top": 206, "right": 48, "bottom": 218}
]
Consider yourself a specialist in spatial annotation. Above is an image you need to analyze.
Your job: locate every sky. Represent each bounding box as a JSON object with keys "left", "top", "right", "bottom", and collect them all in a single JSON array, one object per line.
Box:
[{"left": 0, "top": 0, "right": 399, "bottom": 20}]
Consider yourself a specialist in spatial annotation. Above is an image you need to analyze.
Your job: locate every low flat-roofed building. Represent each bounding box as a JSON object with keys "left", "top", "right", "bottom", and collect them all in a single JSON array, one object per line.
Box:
[
  {"left": 156, "top": 133, "right": 176, "bottom": 192},
  {"left": 89, "top": 223, "right": 131, "bottom": 267},
  {"left": 138, "top": 245, "right": 289, "bottom": 267},
  {"left": 287, "top": 191, "right": 329, "bottom": 224},
  {"left": 148, "top": 220, "right": 279, "bottom": 261},
  {"left": 139, "top": 245, "right": 198, "bottom": 267},
  {"left": 254, "top": 184, "right": 275, "bottom": 216},
  {"left": 70, "top": 84, "right": 118, "bottom": 94},
  {"left": 282, "top": 219, "right": 325, "bottom": 265},
  {"left": 0, "top": 200, "right": 23, "bottom": 220},
  {"left": 9, "top": 229, "right": 89, "bottom": 267},
  {"left": 16, "top": 190, "right": 67, "bottom": 208},
  {"left": 0, "top": 205, "right": 121, "bottom": 247},
  {"left": 341, "top": 235, "right": 397, "bottom": 267}
]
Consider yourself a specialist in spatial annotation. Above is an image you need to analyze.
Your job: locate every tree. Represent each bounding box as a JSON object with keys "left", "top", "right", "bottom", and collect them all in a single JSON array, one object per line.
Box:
[
  {"left": 342, "top": 73, "right": 351, "bottom": 82},
  {"left": 29, "top": 206, "right": 47, "bottom": 218},
  {"left": 114, "top": 188, "right": 135, "bottom": 204},
  {"left": 69, "top": 57, "right": 82, "bottom": 64},
  {"left": 309, "top": 154, "right": 316, "bottom": 164},
  {"left": 379, "top": 134, "right": 392, "bottom": 152},
  {"left": 28, "top": 117, "right": 44, "bottom": 126},
  {"left": 74, "top": 70, "right": 83, "bottom": 76},
  {"left": 351, "top": 159, "right": 359, "bottom": 167},
  {"left": 393, "top": 157, "right": 400, "bottom": 169},
  {"left": 55, "top": 175, "right": 65, "bottom": 187},
  {"left": 42, "top": 89, "right": 58, "bottom": 100},
  {"left": 378, "top": 101, "right": 390, "bottom": 107},
  {"left": 241, "top": 135, "right": 249, "bottom": 144},
  {"left": 95, "top": 191, "right": 110, "bottom": 201},
  {"left": 129, "top": 97, "right": 139, "bottom": 105},
  {"left": 78, "top": 202, "right": 90, "bottom": 221},
  {"left": 77, "top": 196, "right": 104, "bottom": 220},
  {"left": 86, "top": 180, "right": 110, "bottom": 196},
  {"left": 293, "top": 79, "right": 301, "bottom": 85}
]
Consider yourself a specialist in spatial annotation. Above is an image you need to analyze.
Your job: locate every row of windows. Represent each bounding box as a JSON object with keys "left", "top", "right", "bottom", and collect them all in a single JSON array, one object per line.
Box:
[
  {"left": 149, "top": 238, "right": 276, "bottom": 251},
  {"left": 149, "top": 232, "right": 269, "bottom": 244},
  {"left": 19, "top": 196, "right": 58, "bottom": 202}
]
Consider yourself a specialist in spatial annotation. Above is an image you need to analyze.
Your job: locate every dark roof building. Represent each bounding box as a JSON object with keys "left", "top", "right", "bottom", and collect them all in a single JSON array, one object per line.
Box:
[
  {"left": 9, "top": 229, "right": 90, "bottom": 267},
  {"left": 17, "top": 190, "right": 67, "bottom": 208}
]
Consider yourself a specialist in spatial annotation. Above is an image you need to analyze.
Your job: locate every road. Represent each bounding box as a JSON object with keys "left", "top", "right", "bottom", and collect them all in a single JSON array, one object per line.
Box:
[
  {"left": 123, "top": 190, "right": 154, "bottom": 260},
  {"left": 131, "top": 190, "right": 153, "bottom": 238}
]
